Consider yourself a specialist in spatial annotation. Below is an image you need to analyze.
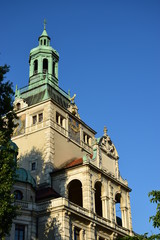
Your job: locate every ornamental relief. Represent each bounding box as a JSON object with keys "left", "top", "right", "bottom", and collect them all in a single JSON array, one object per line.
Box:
[{"left": 99, "top": 135, "right": 119, "bottom": 160}]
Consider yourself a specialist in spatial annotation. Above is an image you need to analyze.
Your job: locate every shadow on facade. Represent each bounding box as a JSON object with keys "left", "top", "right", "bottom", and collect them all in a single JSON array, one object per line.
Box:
[{"left": 14, "top": 148, "right": 63, "bottom": 239}]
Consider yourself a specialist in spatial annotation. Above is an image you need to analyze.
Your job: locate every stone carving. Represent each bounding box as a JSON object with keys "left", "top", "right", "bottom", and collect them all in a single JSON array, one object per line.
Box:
[{"left": 98, "top": 126, "right": 119, "bottom": 160}]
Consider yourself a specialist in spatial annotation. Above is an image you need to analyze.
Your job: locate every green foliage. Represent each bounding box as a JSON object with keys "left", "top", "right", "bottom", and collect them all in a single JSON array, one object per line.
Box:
[
  {"left": 118, "top": 190, "right": 160, "bottom": 240},
  {"left": 0, "top": 65, "right": 16, "bottom": 143},
  {"left": 0, "top": 65, "right": 18, "bottom": 238},
  {"left": 148, "top": 190, "right": 160, "bottom": 230}
]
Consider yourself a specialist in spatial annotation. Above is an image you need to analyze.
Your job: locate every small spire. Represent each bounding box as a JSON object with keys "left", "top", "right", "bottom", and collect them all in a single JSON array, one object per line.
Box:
[
  {"left": 44, "top": 19, "right": 46, "bottom": 30},
  {"left": 104, "top": 126, "right": 107, "bottom": 136}
]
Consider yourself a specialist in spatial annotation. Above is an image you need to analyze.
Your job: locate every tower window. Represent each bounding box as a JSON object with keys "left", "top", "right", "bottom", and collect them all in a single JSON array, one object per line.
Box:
[
  {"left": 44, "top": 39, "right": 46, "bottom": 45},
  {"left": 43, "top": 58, "right": 48, "bottom": 74},
  {"left": 33, "top": 60, "right": 38, "bottom": 75},
  {"left": 56, "top": 112, "right": 65, "bottom": 128},
  {"left": 33, "top": 115, "right": 37, "bottom": 125},
  {"left": 41, "top": 40, "right": 42, "bottom": 45},
  {"left": 15, "top": 224, "right": 25, "bottom": 240},
  {"left": 83, "top": 132, "right": 92, "bottom": 146},
  {"left": 38, "top": 113, "right": 43, "bottom": 122}
]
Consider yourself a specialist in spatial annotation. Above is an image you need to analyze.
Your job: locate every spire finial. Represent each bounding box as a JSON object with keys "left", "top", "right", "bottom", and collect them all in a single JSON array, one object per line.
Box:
[
  {"left": 44, "top": 19, "right": 47, "bottom": 30},
  {"left": 104, "top": 126, "right": 108, "bottom": 136}
]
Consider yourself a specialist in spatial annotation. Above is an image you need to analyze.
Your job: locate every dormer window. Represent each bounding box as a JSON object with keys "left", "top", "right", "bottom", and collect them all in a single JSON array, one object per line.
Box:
[{"left": 43, "top": 58, "right": 48, "bottom": 74}]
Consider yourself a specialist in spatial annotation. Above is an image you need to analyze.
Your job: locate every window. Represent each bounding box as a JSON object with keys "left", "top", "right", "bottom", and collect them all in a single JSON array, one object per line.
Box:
[
  {"left": 16, "top": 103, "right": 21, "bottom": 110},
  {"left": 33, "top": 59, "right": 38, "bottom": 75},
  {"left": 15, "top": 224, "right": 25, "bottom": 240},
  {"left": 32, "top": 113, "right": 43, "bottom": 125},
  {"left": 14, "top": 190, "right": 23, "bottom": 200},
  {"left": 44, "top": 39, "right": 46, "bottom": 45},
  {"left": 74, "top": 227, "right": 80, "bottom": 240},
  {"left": 115, "top": 193, "right": 122, "bottom": 227},
  {"left": 43, "top": 58, "right": 48, "bottom": 73},
  {"left": 33, "top": 115, "right": 37, "bottom": 124},
  {"left": 38, "top": 113, "right": 43, "bottom": 122},
  {"left": 56, "top": 112, "right": 65, "bottom": 128},
  {"left": 83, "top": 132, "right": 92, "bottom": 146},
  {"left": 31, "top": 162, "right": 36, "bottom": 171},
  {"left": 95, "top": 181, "right": 102, "bottom": 217},
  {"left": 68, "top": 180, "right": 82, "bottom": 207}
]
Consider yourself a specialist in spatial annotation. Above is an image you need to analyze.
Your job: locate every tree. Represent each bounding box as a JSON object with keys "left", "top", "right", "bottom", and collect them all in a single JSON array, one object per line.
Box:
[
  {"left": 118, "top": 190, "right": 160, "bottom": 240},
  {"left": 0, "top": 65, "right": 18, "bottom": 239},
  {"left": 148, "top": 190, "right": 160, "bottom": 230}
]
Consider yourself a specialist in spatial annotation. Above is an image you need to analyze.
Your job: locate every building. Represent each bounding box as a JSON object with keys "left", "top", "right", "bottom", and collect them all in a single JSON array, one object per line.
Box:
[{"left": 9, "top": 23, "right": 134, "bottom": 240}]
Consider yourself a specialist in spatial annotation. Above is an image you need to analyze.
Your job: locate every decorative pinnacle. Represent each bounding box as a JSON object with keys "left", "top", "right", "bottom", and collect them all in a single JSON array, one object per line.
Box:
[
  {"left": 44, "top": 19, "right": 47, "bottom": 30},
  {"left": 104, "top": 126, "right": 108, "bottom": 136}
]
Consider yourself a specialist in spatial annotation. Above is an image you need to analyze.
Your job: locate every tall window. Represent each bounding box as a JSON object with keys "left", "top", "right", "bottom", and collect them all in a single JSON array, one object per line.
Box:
[
  {"left": 68, "top": 180, "right": 82, "bottom": 207},
  {"left": 74, "top": 227, "right": 80, "bottom": 240},
  {"left": 16, "top": 103, "right": 21, "bottom": 111},
  {"left": 115, "top": 193, "right": 122, "bottom": 227},
  {"left": 15, "top": 224, "right": 25, "bottom": 240},
  {"left": 95, "top": 181, "right": 102, "bottom": 217},
  {"left": 33, "top": 60, "right": 38, "bottom": 74},
  {"left": 43, "top": 58, "right": 48, "bottom": 73},
  {"left": 83, "top": 132, "right": 92, "bottom": 146},
  {"left": 56, "top": 112, "right": 65, "bottom": 128}
]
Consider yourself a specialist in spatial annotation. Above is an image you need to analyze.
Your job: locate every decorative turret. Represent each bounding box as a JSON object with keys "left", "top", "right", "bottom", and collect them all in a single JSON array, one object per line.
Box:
[{"left": 29, "top": 20, "right": 59, "bottom": 86}]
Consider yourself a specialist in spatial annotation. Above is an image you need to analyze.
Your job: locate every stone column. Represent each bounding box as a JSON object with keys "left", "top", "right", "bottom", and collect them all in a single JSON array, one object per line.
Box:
[
  {"left": 88, "top": 222, "right": 96, "bottom": 240},
  {"left": 121, "top": 207, "right": 128, "bottom": 228},
  {"left": 62, "top": 211, "right": 70, "bottom": 240},
  {"left": 101, "top": 196, "right": 109, "bottom": 219}
]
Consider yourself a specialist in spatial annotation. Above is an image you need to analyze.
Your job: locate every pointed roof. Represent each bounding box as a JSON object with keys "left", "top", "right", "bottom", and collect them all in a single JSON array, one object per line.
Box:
[{"left": 38, "top": 19, "right": 50, "bottom": 40}]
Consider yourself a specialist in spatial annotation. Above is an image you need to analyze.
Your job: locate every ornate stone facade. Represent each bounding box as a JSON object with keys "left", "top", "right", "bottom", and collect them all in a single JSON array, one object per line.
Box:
[{"left": 10, "top": 23, "right": 134, "bottom": 240}]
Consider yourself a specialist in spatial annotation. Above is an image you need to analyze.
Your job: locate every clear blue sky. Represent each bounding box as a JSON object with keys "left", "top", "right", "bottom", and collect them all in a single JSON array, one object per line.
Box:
[{"left": 1, "top": 0, "right": 160, "bottom": 235}]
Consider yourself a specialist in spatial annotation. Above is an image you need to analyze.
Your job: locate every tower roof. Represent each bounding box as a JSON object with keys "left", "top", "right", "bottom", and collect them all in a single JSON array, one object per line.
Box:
[{"left": 38, "top": 19, "right": 50, "bottom": 41}]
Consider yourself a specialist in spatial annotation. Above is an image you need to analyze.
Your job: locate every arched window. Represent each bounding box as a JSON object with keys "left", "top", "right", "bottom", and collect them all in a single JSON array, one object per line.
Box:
[
  {"left": 14, "top": 190, "right": 23, "bottom": 200},
  {"left": 16, "top": 103, "right": 21, "bottom": 111},
  {"left": 115, "top": 193, "right": 122, "bottom": 227},
  {"left": 95, "top": 181, "right": 102, "bottom": 217},
  {"left": 43, "top": 58, "right": 48, "bottom": 74},
  {"left": 68, "top": 179, "right": 82, "bottom": 207},
  {"left": 33, "top": 59, "right": 38, "bottom": 75}
]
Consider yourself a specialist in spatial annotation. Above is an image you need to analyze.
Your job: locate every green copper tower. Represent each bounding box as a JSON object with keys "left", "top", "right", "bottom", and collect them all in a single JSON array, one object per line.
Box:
[{"left": 15, "top": 21, "right": 70, "bottom": 108}]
